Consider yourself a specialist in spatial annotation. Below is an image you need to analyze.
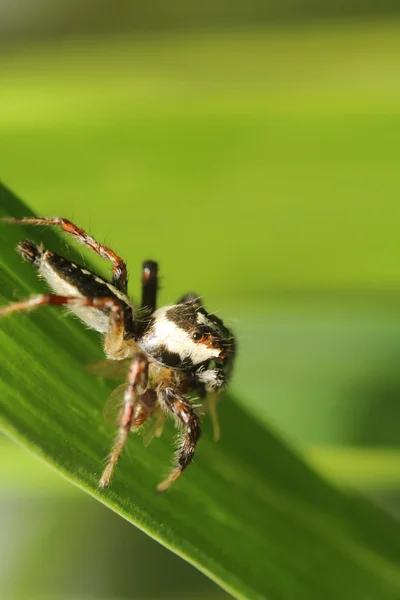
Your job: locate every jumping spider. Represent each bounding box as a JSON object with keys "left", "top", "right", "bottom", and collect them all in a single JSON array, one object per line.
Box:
[{"left": 0, "top": 217, "right": 235, "bottom": 491}]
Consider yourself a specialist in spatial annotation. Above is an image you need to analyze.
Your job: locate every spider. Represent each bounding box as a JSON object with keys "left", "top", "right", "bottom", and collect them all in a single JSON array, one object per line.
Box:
[{"left": 0, "top": 217, "right": 236, "bottom": 492}]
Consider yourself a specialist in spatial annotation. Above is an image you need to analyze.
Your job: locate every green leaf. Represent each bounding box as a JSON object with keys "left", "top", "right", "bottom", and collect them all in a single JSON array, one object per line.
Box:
[
  {"left": 306, "top": 446, "right": 400, "bottom": 489},
  {"left": 1, "top": 184, "right": 400, "bottom": 600}
]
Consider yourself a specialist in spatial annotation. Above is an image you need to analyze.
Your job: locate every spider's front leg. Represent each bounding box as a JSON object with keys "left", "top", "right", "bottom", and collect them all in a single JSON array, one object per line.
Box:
[
  {"left": 99, "top": 352, "right": 148, "bottom": 488},
  {"left": 157, "top": 388, "right": 201, "bottom": 492}
]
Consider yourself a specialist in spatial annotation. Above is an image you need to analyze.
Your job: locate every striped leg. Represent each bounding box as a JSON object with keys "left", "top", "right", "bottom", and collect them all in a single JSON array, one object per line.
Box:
[
  {"left": 99, "top": 353, "right": 148, "bottom": 488},
  {"left": 0, "top": 217, "right": 128, "bottom": 292},
  {"left": 0, "top": 294, "right": 125, "bottom": 356},
  {"left": 0, "top": 294, "right": 122, "bottom": 318},
  {"left": 157, "top": 388, "right": 201, "bottom": 492}
]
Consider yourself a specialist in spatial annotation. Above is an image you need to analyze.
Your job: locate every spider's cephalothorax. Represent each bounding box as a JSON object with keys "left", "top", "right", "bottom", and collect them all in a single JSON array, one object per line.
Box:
[
  {"left": 139, "top": 302, "right": 235, "bottom": 386},
  {"left": 0, "top": 217, "right": 236, "bottom": 492}
]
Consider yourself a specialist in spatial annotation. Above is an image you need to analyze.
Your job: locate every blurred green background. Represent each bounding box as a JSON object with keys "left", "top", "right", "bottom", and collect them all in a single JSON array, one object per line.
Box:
[{"left": 1, "top": 1, "right": 400, "bottom": 598}]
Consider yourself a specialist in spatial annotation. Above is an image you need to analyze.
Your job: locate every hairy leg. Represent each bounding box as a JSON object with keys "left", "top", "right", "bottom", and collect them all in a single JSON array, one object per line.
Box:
[
  {"left": 0, "top": 216, "right": 128, "bottom": 292},
  {"left": 0, "top": 293, "right": 122, "bottom": 318},
  {"left": 0, "top": 293, "right": 127, "bottom": 358},
  {"left": 99, "top": 353, "right": 148, "bottom": 488},
  {"left": 157, "top": 388, "right": 201, "bottom": 492}
]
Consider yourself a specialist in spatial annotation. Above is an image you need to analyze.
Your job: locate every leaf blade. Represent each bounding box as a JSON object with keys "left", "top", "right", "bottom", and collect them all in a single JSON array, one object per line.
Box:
[{"left": 1, "top": 184, "right": 400, "bottom": 600}]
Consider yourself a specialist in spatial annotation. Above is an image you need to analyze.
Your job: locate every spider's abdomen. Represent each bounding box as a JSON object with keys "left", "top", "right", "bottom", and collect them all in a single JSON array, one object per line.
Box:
[{"left": 18, "top": 240, "right": 135, "bottom": 336}]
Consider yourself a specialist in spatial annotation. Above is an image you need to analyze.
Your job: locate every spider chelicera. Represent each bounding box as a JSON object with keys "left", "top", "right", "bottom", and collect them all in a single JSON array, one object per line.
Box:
[{"left": 0, "top": 217, "right": 236, "bottom": 491}]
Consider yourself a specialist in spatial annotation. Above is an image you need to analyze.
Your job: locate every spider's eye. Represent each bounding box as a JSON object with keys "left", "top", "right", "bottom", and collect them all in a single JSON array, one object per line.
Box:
[{"left": 192, "top": 331, "right": 203, "bottom": 342}]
